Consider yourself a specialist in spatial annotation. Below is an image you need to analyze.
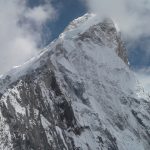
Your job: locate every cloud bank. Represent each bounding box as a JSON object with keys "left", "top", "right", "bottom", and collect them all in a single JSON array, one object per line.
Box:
[
  {"left": 85, "top": 0, "right": 150, "bottom": 37},
  {"left": 84, "top": 0, "right": 150, "bottom": 55},
  {"left": 0, "top": 0, "right": 56, "bottom": 74}
]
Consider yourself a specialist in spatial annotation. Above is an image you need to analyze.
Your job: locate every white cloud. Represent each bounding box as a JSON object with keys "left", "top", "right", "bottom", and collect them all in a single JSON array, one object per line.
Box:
[
  {"left": 86, "top": 0, "right": 150, "bottom": 36},
  {"left": 84, "top": 0, "right": 150, "bottom": 54},
  {"left": 25, "top": 4, "right": 56, "bottom": 25},
  {"left": 0, "top": 0, "right": 56, "bottom": 74}
]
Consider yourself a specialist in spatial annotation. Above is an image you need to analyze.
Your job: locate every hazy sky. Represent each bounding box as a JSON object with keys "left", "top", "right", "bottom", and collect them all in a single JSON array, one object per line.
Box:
[{"left": 0, "top": 0, "right": 150, "bottom": 92}]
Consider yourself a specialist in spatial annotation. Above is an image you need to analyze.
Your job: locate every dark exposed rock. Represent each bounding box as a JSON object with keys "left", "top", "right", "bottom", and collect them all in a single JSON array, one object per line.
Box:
[
  {"left": 50, "top": 73, "right": 62, "bottom": 96},
  {"left": 131, "top": 110, "right": 146, "bottom": 128},
  {"left": 116, "top": 36, "right": 128, "bottom": 65},
  {"left": 56, "top": 99, "right": 75, "bottom": 128},
  {"left": 104, "top": 129, "right": 119, "bottom": 150}
]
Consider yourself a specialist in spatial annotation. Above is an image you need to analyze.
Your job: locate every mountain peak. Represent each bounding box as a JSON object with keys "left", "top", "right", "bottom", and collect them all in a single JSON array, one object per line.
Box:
[
  {"left": 64, "top": 13, "right": 116, "bottom": 34},
  {"left": 0, "top": 13, "right": 149, "bottom": 150},
  {"left": 60, "top": 13, "right": 128, "bottom": 64},
  {"left": 60, "top": 13, "right": 116, "bottom": 38},
  {"left": 0, "top": 13, "right": 128, "bottom": 95},
  {"left": 64, "top": 13, "right": 95, "bottom": 31}
]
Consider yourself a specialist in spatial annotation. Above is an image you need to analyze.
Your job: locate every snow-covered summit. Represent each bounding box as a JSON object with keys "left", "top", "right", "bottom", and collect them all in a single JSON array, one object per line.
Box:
[
  {"left": 60, "top": 13, "right": 118, "bottom": 39},
  {"left": 64, "top": 13, "right": 116, "bottom": 33},
  {"left": 64, "top": 13, "right": 95, "bottom": 31},
  {"left": 0, "top": 13, "right": 150, "bottom": 150},
  {"left": 0, "top": 13, "right": 126, "bottom": 92}
]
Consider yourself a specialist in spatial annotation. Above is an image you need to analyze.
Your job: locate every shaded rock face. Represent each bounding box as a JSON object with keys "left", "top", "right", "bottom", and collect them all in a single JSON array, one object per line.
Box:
[
  {"left": 0, "top": 14, "right": 150, "bottom": 150},
  {"left": 116, "top": 36, "right": 128, "bottom": 65},
  {"left": 0, "top": 65, "right": 78, "bottom": 150}
]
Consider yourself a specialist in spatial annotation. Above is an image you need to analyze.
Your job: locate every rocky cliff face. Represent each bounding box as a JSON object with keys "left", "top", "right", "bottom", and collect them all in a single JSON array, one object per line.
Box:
[{"left": 0, "top": 13, "right": 150, "bottom": 150}]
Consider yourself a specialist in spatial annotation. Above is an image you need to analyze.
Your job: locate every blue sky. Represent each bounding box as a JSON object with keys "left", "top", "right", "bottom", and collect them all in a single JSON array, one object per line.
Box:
[
  {"left": 27, "top": 0, "right": 86, "bottom": 44},
  {"left": 128, "top": 37, "right": 150, "bottom": 69}
]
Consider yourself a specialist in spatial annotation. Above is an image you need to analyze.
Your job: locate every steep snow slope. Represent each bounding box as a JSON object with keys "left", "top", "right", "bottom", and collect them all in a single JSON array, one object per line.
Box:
[{"left": 0, "top": 13, "right": 150, "bottom": 150}]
